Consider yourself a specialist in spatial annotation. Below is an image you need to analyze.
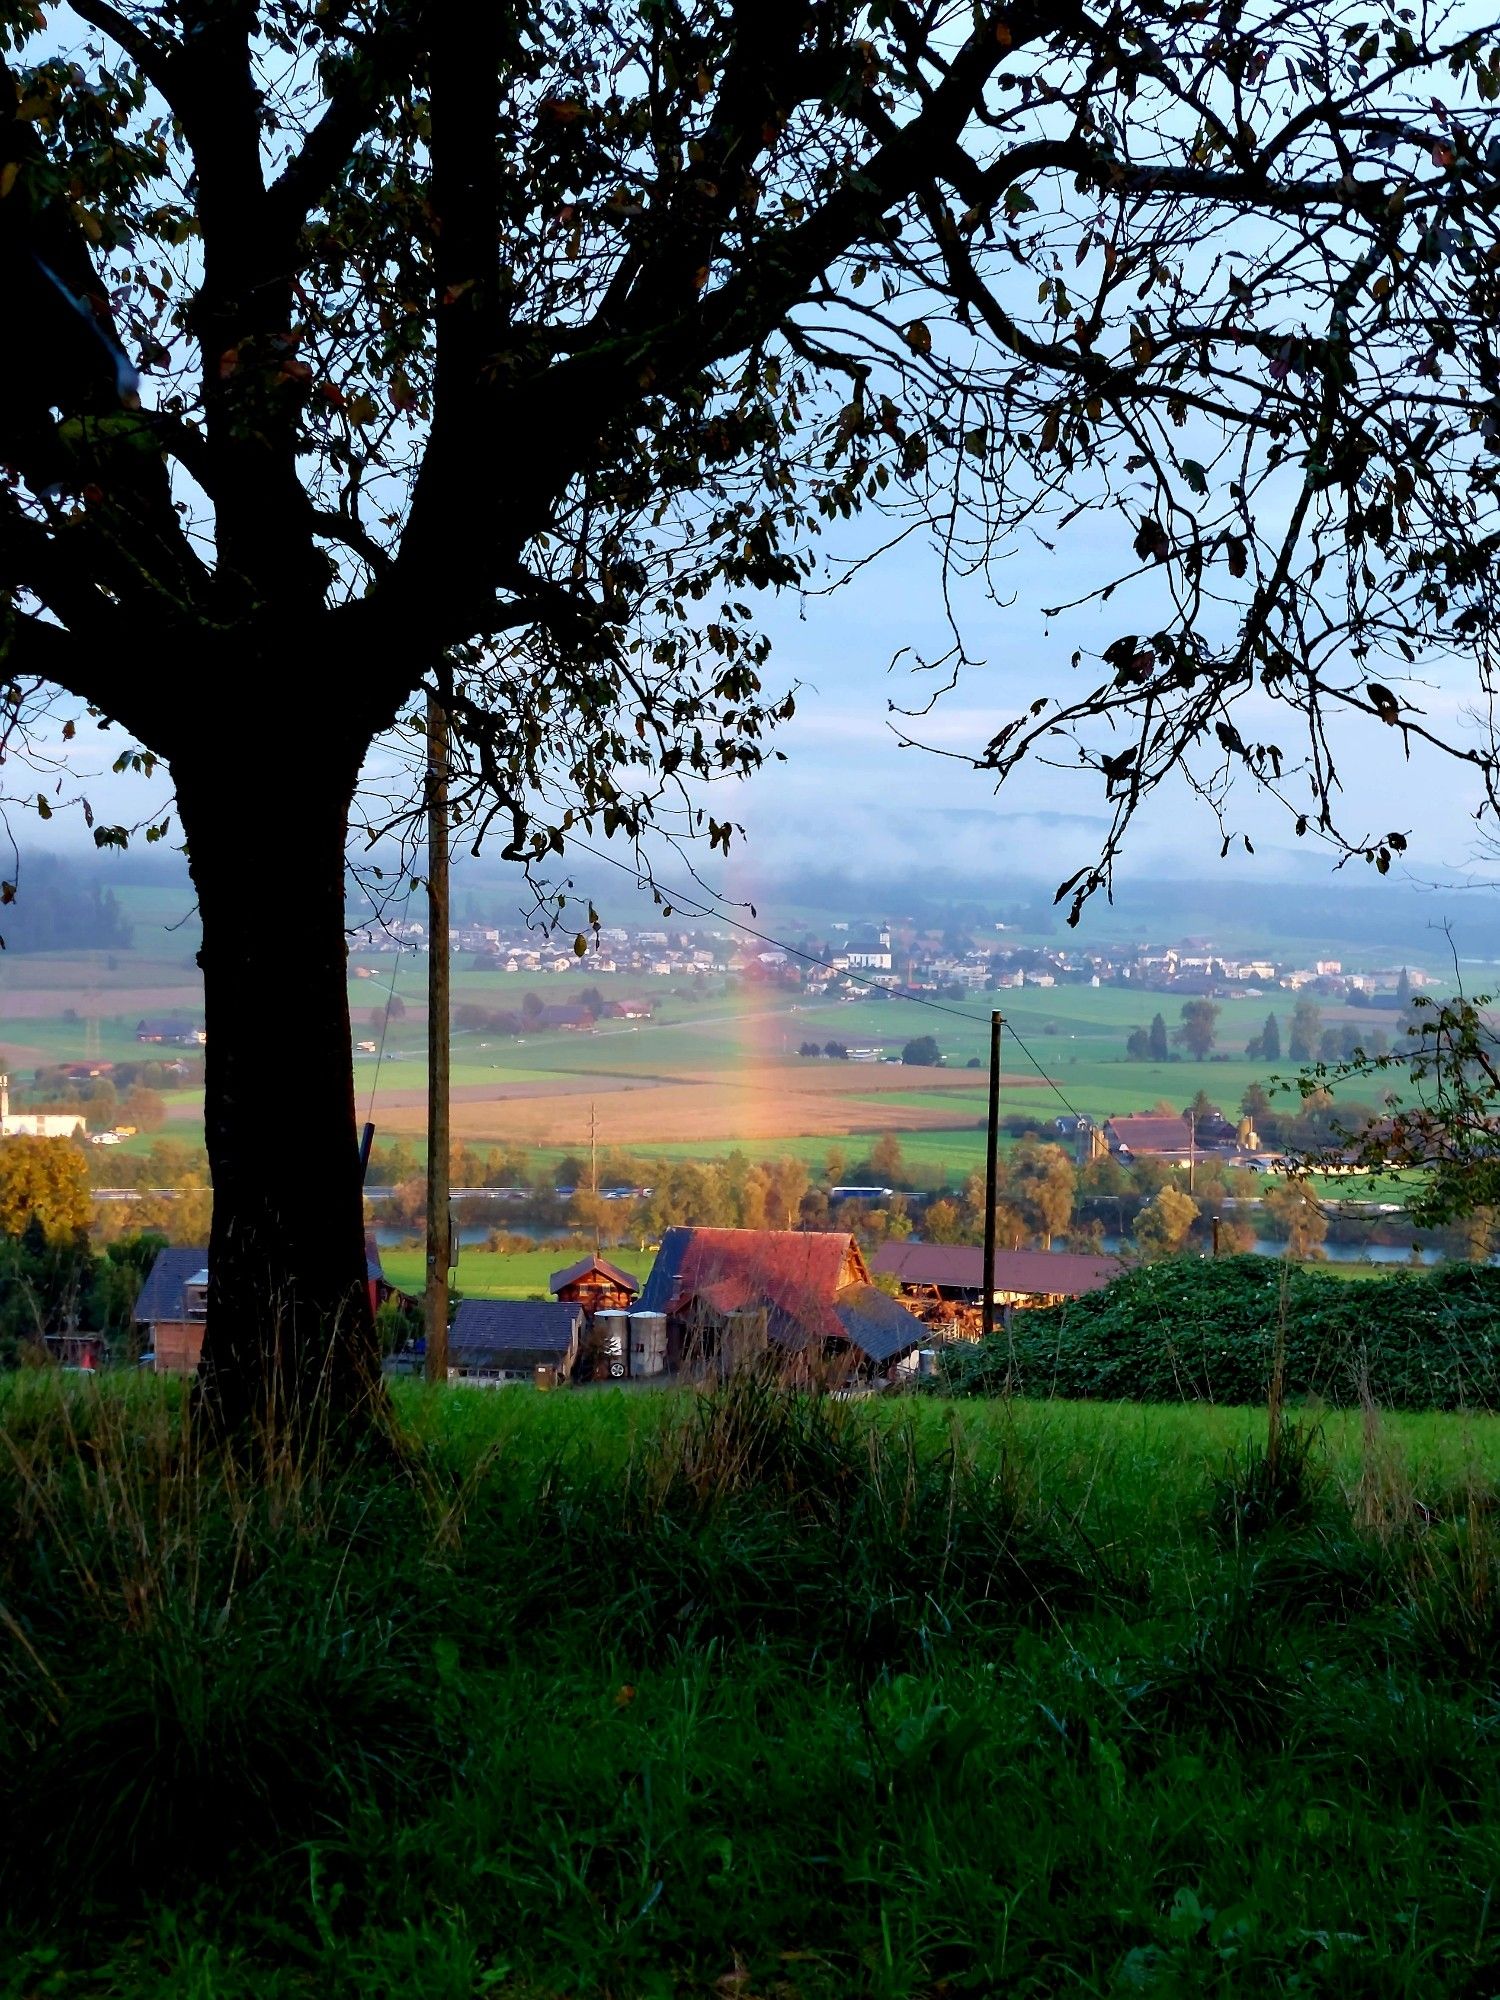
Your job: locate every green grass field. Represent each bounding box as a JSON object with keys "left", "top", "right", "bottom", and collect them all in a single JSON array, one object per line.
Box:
[
  {"left": 9, "top": 1376, "right": 1500, "bottom": 1996},
  {"left": 0, "top": 920, "right": 1442, "bottom": 1182},
  {"left": 380, "top": 1243, "right": 654, "bottom": 1298}
]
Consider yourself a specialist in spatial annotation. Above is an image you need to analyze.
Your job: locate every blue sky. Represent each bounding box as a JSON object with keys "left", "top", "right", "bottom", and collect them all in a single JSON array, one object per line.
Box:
[{"left": 25, "top": 510, "right": 1490, "bottom": 936}]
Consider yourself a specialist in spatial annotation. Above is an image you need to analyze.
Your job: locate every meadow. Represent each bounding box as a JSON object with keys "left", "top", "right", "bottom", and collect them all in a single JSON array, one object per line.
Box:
[
  {"left": 0, "top": 886, "right": 1423, "bottom": 1176},
  {"left": 339, "top": 973, "right": 1416, "bottom": 1169},
  {"left": 7, "top": 1375, "right": 1500, "bottom": 1996}
]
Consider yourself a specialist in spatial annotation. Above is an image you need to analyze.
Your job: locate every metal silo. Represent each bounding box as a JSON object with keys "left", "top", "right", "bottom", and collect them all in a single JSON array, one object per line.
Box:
[
  {"left": 593, "top": 1310, "right": 630, "bottom": 1381},
  {"left": 628, "top": 1311, "right": 668, "bottom": 1378}
]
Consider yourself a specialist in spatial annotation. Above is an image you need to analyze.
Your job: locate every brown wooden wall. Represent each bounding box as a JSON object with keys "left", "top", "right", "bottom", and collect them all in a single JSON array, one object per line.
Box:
[
  {"left": 556, "top": 1276, "right": 635, "bottom": 1314},
  {"left": 152, "top": 1321, "right": 205, "bottom": 1374}
]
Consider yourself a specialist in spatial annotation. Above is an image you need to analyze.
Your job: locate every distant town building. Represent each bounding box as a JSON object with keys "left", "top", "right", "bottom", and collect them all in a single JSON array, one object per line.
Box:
[
  {"left": 135, "top": 1017, "right": 206, "bottom": 1047},
  {"left": 0, "top": 1074, "right": 84, "bottom": 1140},
  {"left": 845, "top": 925, "right": 893, "bottom": 971}
]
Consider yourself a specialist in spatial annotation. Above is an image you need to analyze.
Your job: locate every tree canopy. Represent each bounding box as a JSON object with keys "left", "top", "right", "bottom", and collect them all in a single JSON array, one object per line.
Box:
[
  {"left": 1174, "top": 999, "right": 1220, "bottom": 1060},
  {"left": 7, "top": 0, "right": 1500, "bottom": 1426},
  {"left": 1293, "top": 989, "right": 1500, "bottom": 1222},
  {"left": 0, "top": 1136, "right": 91, "bottom": 1239}
]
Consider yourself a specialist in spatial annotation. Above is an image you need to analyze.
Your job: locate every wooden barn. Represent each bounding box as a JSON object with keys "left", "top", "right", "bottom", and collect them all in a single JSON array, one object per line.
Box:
[
  {"left": 870, "top": 1242, "right": 1122, "bottom": 1335},
  {"left": 636, "top": 1226, "right": 923, "bottom": 1383}
]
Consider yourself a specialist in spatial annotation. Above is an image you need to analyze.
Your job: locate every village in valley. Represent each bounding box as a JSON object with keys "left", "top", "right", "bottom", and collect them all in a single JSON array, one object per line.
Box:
[
  {"left": 30, "top": 865, "right": 1448, "bottom": 1394},
  {"left": 352, "top": 908, "right": 1436, "bottom": 1008}
]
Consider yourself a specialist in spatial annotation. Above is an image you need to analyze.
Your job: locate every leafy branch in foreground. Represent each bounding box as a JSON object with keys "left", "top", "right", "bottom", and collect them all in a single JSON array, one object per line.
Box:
[
  {"left": 9, "top": 0, "right": 1500, "bottom": 1430},
  {"left": 1289, "top": 992, "right": 1500, "bottom": 1223}
]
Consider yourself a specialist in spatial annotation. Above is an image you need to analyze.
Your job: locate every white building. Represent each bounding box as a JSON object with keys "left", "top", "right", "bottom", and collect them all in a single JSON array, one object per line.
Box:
[
  {"left": 0, "top": 1076, "right": 84, "bottom": 1140},
  {"left": 845, "top": 923, "right": 893, "bottom": 971}
]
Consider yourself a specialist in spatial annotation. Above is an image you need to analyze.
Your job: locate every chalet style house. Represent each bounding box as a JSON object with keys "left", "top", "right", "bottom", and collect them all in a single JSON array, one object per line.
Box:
[{"left": 549, "top": 1252, "right": 640, "bottom": 1315}]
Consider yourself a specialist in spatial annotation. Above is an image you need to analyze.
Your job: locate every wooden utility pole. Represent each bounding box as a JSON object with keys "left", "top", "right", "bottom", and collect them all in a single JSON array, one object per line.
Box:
[
  {"left": 589, "top": 1098, "right": 599, "bottom": 1252},
  {"left": 424, "top": 690, "right": 451, "bottom": 1383},
  {"left": 982, "top": 1011, "right": 1003, "bottom": 1341}
]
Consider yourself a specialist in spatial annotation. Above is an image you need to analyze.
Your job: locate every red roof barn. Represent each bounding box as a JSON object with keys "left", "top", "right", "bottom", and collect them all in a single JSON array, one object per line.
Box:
[{"left": 637, "top": 1227, "right": 922, "bottom": 1378}]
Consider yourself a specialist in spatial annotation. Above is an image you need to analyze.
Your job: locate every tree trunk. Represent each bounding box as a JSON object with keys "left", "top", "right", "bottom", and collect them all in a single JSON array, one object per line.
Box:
[{"left": 177, "top": 747, "right": 383, "bottom": 1446}]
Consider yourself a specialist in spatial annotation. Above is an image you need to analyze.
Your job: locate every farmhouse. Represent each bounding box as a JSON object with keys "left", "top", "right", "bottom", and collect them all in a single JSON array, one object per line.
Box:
[
  {"left": 871, "top": 1242, "right": 1122, "bottom": 1319},
  {"left": 135, "top": 1017, "right": 207, "bottom": 1047},
  {"left": 549, "top": 1252, "right": 640, "bottom": 1315},
  {"left": 1105, "top": 1111, "right": 1237, "bottom": 1161},
  {"left": 637, "top": 1226, "right": 923, "bottom": 1381},
  {"left": 135, "top": 1236, "right": 398, "bottom": 1374},
  {"left": 530, "top": 1004, "right": 594, "bottom": 1032},
  {"left": 1103, "top": 1114, "right": 1194, "bottom": 1162},
  {"left": 449, "top": 1300, "right": 582, "bottom": 1385}
]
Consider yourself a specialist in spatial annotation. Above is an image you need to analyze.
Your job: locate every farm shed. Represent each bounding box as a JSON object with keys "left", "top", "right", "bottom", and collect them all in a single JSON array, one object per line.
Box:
[
  {"left": 638, "top": 1227, "right": 924, "bottom": 1380},
  {"left": 135, "top": 1236, "right": 399, "bottom": 1374},
  {"left": 449, "top": 1300, "right": 582, "bottom": 1384},
  {"left": 870, "top": 1243, "right": 1123, "bottom": 1315},
  {"left": 44, "top": 1332, "right": 106, "bottom": 1369},
  {"left": 549, "top": 1252, "right": 640, "bottom": 1315}
]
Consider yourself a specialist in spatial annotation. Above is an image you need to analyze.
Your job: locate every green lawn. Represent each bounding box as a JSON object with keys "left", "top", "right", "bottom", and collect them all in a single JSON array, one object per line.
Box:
[
  {"left": 380, "top": 1242, "right": 654, "bottom": 1298},
  {"left": 8, "top": 1378, "right": 1500, "bottom": 1996}
]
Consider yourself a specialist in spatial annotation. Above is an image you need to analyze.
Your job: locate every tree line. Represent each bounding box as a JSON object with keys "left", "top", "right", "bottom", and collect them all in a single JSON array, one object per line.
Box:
[
  {"left": 1127, "top": 1000, "right": 1397, "bottom": 1067},
  {"left": 0, "top": 860, "right": 132, "bottom": 954}
]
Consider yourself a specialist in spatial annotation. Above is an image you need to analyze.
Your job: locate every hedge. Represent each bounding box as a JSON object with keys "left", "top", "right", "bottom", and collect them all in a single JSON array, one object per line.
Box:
[{"left": 935, "top": 1256, "right": 1500, "bottom": 1409}]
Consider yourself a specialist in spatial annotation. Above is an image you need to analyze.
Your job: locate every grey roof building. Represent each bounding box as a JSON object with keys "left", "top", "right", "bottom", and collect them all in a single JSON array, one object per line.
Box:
[
  {"left": 832, "top": 1284, "right": 928, "bottom": 1364},
  {"left": 449, "top": 1299, "right": 582, "bottom": 1376},
  {"left": 132, "top": 1246, "right": 210, "bottom": 1327},
  {"left": 134, "top": 1236, "right": 394, "bottom": 1325}
]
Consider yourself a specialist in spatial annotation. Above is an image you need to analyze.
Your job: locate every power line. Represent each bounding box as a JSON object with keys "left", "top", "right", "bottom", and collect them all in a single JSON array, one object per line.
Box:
[
  {"left": 570, "top": 838, "right": 999, "bottom": 1018},
  {"left": 568, "top": 835, "right": 1095, "bottom": 1127},
  {"left": 364, "top": 881, "right": 416, "bottom": 1127},
  {"left": 1002, "top": 1018, "right": 1094, "bottom": 1128}
]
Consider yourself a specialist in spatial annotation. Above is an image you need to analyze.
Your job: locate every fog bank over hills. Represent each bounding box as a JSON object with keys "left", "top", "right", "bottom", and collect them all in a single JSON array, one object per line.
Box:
[{"left": 10, "top": 813, "right": 1500, "bottom": 971}]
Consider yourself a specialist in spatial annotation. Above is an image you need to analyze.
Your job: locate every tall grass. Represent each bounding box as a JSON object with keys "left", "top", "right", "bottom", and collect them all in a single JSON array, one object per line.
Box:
[{"left": 5, "top": 1376, "right": 1500, "bottom": 1996}]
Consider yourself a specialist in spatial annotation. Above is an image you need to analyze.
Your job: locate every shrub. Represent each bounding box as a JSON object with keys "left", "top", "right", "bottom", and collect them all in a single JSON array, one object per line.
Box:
[{"left": 936, "top": 1256, "right": 1500, "bottom": 1410}]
